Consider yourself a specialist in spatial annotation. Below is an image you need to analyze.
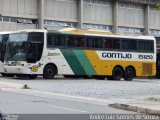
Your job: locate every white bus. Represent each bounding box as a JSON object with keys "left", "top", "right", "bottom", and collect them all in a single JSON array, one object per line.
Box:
[
  {"left": 0, "top": 32, "right": 14, "bottom": 77},
  {"left": 3, "top": 29, "right": 156, "bottom": 80}
]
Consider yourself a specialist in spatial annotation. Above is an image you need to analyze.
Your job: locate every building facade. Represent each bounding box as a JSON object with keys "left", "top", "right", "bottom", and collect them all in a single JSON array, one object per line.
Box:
[{"left": 0, "top": 0, "right": 160, "bottom": 48}]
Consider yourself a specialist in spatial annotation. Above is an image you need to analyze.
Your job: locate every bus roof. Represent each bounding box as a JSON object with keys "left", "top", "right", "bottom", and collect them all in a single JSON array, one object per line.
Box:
[
  {"left": 8, "top": 29, "right": 155, "bottom": 40},
  {"left": 48, "top": 28, "right": 155, "bottom": 40},
  {"left": 0, "top": 31, "right": 14, "bottom": 35}
]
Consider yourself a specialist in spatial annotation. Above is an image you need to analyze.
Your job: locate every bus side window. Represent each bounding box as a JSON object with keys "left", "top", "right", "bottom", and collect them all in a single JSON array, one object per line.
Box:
[
  {"left": 121, "top": 39, "right": 130, "bottom": 50},
  {"left": 76, "top": 37, "right": 85, "bottom": 47},
  {"left": 47, "top": 34, "right": 65, "bottom": 47},
  {"left": 92, "top": 38, "right": 102, "bottom": 48},
  {"left": 56, "top": 35, "right": 65, "bottom": 46},
  {"left": 113, "top": 39, "right": 120, "bottom": 49},
  {"left": 86, "top": 37, "right": 92, "bottom": 48},
  {"left": 145, "top": 41, "right": 154, "bottom": 52},
  {"left": 138, "top": 40, "right": 145, "bottom": 52},
  {"left": 67, "top": 36, "right": 76, "bottom": 47},
  {"left": 104, "top": 39, "right": 112, "bottom": 49},
  {"left": 130, "top": 40, "right": 137, "bottom": 51},
  {"left": 47, "top": 34, "right": 55, "bottom": 47}
]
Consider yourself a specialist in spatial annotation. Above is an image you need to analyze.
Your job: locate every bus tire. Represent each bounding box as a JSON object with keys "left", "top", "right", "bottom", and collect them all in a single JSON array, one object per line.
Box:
[
  {"left": 124, "top": 67, "right": 135, "bottom": 81},
  {"left": 28, "top": 75, "right": 37, "bottom": 79},
  {"left": 112, "top": 67, "right": 123, "bottom": 80},
  {"left": 43, "top": 65, "right": 56, "bottom": 79}
]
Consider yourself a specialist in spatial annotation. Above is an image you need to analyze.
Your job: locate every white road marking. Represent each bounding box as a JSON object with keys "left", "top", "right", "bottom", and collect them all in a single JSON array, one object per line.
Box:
[{"left": 47, "top": 105, "right": 87, "bottom": 113}]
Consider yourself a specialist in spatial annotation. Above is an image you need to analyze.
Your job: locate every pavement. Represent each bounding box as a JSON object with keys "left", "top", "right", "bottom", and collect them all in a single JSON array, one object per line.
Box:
[
  {"left": 108, "top": 96, "right": 160, "bottom": 115},
  {"left": 0, "top": 79, "right": 160, "bottom": 115}
]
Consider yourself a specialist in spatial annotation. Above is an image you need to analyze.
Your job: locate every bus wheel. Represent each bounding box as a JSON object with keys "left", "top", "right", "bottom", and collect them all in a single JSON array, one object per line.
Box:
[
  {"left": 43, "top": 65, "right": 56, "bottom": 79},
  {"left": 28, "top": 75, "right": 37, "bottom": 79},
  {"left": 124, "top": 67, "right": 135, "bottom": 81},
  {"left": 112, "top": 67, "right": 123, "bottom": 80}
]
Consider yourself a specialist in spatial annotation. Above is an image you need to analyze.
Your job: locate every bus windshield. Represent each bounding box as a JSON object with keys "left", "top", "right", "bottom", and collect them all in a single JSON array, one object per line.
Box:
[
  {"left": 5, "top": 33, "right": 28, "bottom": 61},
  {"left": 5, "top": 32, "right": 44, "bottom": 62}
]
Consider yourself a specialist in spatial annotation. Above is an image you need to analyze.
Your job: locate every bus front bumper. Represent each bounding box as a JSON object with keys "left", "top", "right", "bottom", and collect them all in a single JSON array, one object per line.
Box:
[{"left": 4, "top": 65, "right": 29, "bottom": 74}]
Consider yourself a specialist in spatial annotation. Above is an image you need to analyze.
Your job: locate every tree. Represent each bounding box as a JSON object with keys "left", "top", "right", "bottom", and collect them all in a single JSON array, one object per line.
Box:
[{"left": 156, "top": 3, "right": 160, "bottom": 9}]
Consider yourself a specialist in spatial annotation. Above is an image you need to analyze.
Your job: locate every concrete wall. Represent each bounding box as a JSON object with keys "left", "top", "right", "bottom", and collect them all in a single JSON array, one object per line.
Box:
[
  {"left": 83, "top": 1, "right": 112, "bottom": 25},
  {"left": 44, "top": 0, "right": 77, "bottom": 22},
  {"left": 118, "top": 2, "right": 144, "bottom": 28},
  {"left": 150, "top": 7, "right": 160, "bottom": 30},
  {"left": 0, "top": 0, "right": 38, "bottom": 18},
  {"left": 0, "top": 0, "right": 159, "bottom": 38}
]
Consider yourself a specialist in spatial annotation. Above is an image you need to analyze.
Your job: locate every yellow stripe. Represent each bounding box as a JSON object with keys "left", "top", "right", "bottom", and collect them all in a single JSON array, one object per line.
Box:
[
  {"left": 84, "top": 50, "right": 156, "bottom": 76},
  {"left": 84, "top": 50, "right": 103, "bottom": 75}
]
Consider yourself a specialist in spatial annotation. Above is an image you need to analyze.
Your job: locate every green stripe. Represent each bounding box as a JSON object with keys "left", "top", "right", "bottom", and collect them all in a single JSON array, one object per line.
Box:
[
  {"left": 60, "top": 49, "right": 86, "bottom": 75},
  {"left": 73, "top": 50, "right": 96, "bottom": 75}
]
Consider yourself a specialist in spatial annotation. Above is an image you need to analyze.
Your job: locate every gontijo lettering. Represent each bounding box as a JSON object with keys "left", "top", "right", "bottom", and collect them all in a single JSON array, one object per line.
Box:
[{"left": 102, "top": 52, "right": 132, "bottom": 59}]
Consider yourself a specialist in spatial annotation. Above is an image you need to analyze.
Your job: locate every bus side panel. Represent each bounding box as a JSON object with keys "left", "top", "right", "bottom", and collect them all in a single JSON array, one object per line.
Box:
[
  {"left": 60, "top": 49, "right": 86, "bottom": 75},
  {"left": 73, "top": 50, "right": 96, "bottom": 76},
  {"left": 84, "top": 50, "right": 103, "bottom": 75},
  {"left": 46, "top": 49, "right": 74, "bottom": 75}
]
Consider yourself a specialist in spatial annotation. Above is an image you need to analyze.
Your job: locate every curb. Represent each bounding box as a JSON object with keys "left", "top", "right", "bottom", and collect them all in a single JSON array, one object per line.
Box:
[
  {"left": 0, "top": 81, "right": 24, "bottom": 89},
  {"left": 108, "top": 103, "right": 160, "bottom": 115}
]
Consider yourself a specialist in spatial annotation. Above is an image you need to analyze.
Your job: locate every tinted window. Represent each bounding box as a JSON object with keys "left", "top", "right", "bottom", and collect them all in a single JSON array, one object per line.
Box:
[
  {"left": 121, "top": 39, "right": 130, "bottom": 50},
  {"left": 47, "top": 34, "right": 65, "bottom": 47},
  {"left": 130, "top": 40, "right": 137, "bottom": 50},
  {"left": 145, "top": 41, "right": 154, "bottom": 52},
  {"left": 76, "top": 36, "right": 85, "bottom": 47},
  {"left": 138, "top": 40, "right": 145, "bottom": 51},
  {"left": 121, "top": 39, "right": 137, "bottom": 51},
  {"left": 67, "top": 36, "right": 76, "bottom": 47},
  {"left": 138, "top": 40, "right": 154, "bottom": 52},
  {"left": 113, "top": 39, "right": 120, "bottom": 49},
  {"left": 86, "top": 37, "right": 102, "bottom": 49},
  {"left": 104, "top": 39, "right": 112, "bottom": 49},
  {"left": 29, "top": 32, "right": 44, "bottom": 43}
]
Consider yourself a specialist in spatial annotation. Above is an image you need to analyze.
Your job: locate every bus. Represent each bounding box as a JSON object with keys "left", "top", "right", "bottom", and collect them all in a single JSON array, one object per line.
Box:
[
  {"left": 0, "top": 32, "right": 14, "bottom": 77},
  {"left": 3, "top": 29, "right": 156, "bottom": 80}
]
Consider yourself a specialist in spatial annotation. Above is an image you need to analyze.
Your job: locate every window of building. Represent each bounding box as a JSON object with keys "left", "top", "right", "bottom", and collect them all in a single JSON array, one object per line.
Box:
[
  {"left": 119, "top": 2, "right": 142, "bottom": 9},
  {"left": 84, "top": 0, "right": 111, "bottom": 6},
  {"left": 45, "top": 20, "right": 77, "bottom": 28},
  {"left": 10, "top": 18, "right": 17, "bottom": 23},
  {"left": 150, "top": 29, "right": 160, "bottom": 35},
  {"left": 3, "top": 17, "right": 9, "bottom": 22},
  {"left": 83, "top": 23, "right": 112, "bottom": 31},
  {"left": 119, "top": 27, "right": 143, "bottom": 34}
]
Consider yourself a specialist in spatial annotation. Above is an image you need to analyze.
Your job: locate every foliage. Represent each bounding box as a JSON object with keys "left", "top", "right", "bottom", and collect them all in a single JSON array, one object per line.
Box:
[{"left": 156, "top": 3, "right": 160, "bottom": 10}]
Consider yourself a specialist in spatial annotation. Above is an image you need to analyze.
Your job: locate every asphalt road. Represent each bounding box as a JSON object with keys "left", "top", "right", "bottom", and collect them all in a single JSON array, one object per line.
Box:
[
  {"left": 1, "top": 76, "right": 160, "bottom": 99},
  {"left": 0, "top": 90, "right": 136, "bottom": 114}
]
